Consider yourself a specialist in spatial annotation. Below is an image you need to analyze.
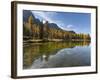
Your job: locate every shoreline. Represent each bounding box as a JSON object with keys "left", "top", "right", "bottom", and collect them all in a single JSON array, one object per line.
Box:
[{"left": 23, "top": 39, "right": 91, "bottom": 43}]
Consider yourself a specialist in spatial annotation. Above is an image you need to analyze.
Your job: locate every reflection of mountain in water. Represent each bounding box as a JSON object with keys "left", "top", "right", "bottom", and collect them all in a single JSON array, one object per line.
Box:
[{"left": 23, "top": 41, "right": 90, "bottom": 69}]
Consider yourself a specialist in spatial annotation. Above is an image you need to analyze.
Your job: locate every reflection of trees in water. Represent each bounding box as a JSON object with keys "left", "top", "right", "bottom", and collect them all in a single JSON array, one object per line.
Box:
[{"left": 23, "top": 41, "right": 90, "bottom": 69}]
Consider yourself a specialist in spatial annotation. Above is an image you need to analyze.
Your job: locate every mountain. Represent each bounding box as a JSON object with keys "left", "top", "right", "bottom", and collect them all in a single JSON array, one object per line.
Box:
[
  {"left": 23, "top": 10, "right": 43, "bottom": 25},
  {"left": 23, "top": 10, "right": 75, "bottom": 34},
  {"left": 23, "top": 10, "right": 91, "bottom": 41},
  {"left": 68, "top": 31, "right": 76, "bottom": 34},
  {"left": 23, "top": 10, "right": 35, "bottom": 22},
  {"left": 35, "top": 18, "right": 42, "bottom": 25},
  {"left": 48, "top": 23, "right": 61, "bottom": 30}
]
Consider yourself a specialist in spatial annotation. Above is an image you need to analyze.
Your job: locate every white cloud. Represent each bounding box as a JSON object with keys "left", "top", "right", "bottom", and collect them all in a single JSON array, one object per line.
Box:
[
  {"left": 31, "top": 11, "right": 76, "bottom": 32},
  {"left": 60, "top": 24, "right": 77, "bottom": 32},
  {"left": 32, "top": 11, "right": 57, "bottom": 23},
  {"left": 66, "top": 24, "right": 73, "bottom": 28},
  {"left": 32, "top": 11, "right": 65, "bottom": 27}
]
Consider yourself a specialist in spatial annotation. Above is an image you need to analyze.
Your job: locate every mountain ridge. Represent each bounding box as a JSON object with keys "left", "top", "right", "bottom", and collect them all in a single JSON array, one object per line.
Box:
[{"left": 23, "top": 10, "right": 75, "bottom": 33}]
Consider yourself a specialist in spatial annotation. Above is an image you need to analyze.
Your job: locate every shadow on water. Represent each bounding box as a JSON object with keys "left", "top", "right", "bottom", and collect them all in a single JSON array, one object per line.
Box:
[{"left": 23, "top": 41, "right": 91, "bottom": 69}]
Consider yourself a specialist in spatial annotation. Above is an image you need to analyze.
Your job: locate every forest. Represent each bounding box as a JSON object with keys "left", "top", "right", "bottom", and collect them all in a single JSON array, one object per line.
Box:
[{"left": 23, "top": 10, "right": 91, "bottom": 42}]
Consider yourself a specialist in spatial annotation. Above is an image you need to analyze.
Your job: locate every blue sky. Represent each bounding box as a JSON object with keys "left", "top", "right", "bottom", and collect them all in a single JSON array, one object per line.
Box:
[{"left": 32, "top": 10, "right": 91, "bottom": 34}]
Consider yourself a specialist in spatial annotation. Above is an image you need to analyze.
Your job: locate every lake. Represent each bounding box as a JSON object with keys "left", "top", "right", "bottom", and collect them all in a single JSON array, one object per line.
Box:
[{"left": 23, "top": 41, "right": 91, "bottom": 69}]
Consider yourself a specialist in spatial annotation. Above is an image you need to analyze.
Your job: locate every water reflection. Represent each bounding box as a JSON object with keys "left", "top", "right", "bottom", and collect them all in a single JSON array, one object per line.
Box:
[{"left": 23, "top": 41, "right": 91, "bottom": 69}]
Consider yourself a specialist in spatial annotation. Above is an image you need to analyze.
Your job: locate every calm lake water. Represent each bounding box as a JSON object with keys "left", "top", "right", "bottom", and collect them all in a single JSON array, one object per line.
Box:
[{"left": 23, "top": 41, "right": 91, "bottom": 69}]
